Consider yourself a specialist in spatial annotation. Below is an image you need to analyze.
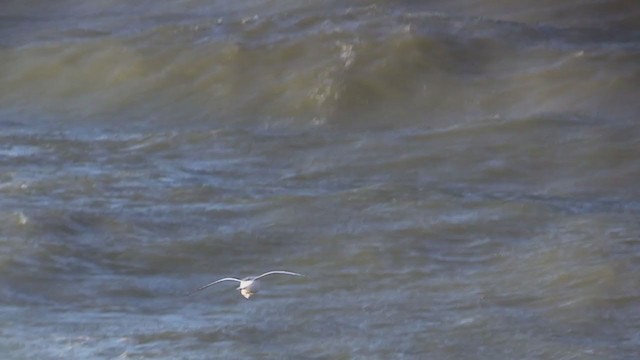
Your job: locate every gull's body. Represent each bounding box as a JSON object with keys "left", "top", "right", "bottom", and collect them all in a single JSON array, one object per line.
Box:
[{"left": 190, "top": 271, "right": 303, "bottom": 299}]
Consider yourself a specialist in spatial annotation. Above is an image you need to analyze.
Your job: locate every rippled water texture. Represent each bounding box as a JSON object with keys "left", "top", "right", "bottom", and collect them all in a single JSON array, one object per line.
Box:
[{"left": 1, "top": 1, "right": 640, "bottom": 359}]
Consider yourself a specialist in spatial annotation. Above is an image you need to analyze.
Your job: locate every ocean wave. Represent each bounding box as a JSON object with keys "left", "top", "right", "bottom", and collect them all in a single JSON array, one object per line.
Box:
[{"left": 1, "top": 5, "right": 638, "bottom": 128}]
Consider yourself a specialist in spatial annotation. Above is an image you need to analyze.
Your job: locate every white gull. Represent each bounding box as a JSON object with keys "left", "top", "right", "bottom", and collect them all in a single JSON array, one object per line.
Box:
[{"left": 190, "top": 271, "right": 303, "bottom": 299}]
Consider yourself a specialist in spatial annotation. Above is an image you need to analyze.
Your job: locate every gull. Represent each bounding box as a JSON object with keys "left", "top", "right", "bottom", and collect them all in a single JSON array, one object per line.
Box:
[{"left": 190, "top": 271, "right": 303, "bottom": 299}]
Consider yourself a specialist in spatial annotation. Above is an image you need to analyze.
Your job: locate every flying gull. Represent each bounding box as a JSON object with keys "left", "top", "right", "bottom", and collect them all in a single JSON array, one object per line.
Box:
[{"left": 190, "top": 271, "right": 303, "bottom": 299}]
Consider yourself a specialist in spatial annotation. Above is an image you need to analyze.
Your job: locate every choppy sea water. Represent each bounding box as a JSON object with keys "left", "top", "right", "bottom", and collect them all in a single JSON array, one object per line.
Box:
[{"left": 1, "top": 1, "right": 640, "bottom": 359}]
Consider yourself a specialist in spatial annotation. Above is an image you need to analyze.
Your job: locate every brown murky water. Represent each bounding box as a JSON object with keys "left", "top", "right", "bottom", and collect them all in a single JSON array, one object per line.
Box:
[{"left": 1, "top": 1, "right": 639, "bottom": 358}]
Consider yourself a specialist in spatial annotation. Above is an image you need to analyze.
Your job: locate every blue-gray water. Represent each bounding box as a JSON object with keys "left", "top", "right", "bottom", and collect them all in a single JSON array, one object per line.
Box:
[{"left": 1, "top": 1, "right": 640, "bottom": 359}]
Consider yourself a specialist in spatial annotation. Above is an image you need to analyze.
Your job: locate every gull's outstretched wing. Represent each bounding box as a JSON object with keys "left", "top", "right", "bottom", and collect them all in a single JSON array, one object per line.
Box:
[
  {"left": 189, "top": 277, "right": 241, "bottom": 295},
  {"left": 254, "top": 271, "right": 303, "bottom": 280}
]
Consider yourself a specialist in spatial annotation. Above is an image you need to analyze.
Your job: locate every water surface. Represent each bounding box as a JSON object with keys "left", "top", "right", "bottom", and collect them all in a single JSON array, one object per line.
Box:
[{"left": 1, "top": 1, "right": 640, "bottom": 358}]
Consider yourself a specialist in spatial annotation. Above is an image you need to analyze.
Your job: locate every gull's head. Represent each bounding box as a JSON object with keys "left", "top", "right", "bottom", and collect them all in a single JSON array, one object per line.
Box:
[
  {"left": 237, "top": 278, "right": 260, "bottom": 299},
  {"left": 240, "top": 288, "right": 254, "bottom": 299}
]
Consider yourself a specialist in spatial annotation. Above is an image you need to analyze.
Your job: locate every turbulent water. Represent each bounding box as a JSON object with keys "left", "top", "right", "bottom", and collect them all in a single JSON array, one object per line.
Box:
[{"left": 1, "top": 1, "right": 640, "bottom": 359}]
